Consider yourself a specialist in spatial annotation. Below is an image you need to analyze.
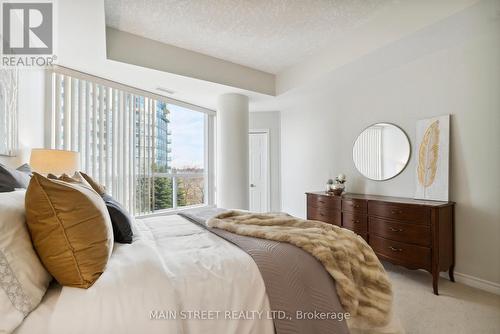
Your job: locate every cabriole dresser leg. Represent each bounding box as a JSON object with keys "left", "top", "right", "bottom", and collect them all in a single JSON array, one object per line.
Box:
[{"left": 432, "top": 271, "right": 439, "bottom": 295}]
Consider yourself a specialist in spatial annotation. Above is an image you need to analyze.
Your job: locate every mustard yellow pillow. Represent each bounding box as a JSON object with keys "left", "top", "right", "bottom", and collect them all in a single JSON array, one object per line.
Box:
[
  {"left": 25, "top": 173, "right": 113, "bottom": 288},
  {"left": 79, "top": 171, "right": 106, "bottom": 195},
  {"left": 48, "top": 172, "right": 92, "bottom": 188}
]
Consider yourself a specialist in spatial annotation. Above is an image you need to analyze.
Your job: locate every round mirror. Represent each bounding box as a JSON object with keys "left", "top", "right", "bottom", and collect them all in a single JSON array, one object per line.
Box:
[{"left": 353, "top": 123, "right": 410, "bottom": 181}]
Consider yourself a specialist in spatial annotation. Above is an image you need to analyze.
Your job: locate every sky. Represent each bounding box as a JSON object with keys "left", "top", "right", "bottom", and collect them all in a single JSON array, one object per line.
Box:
[{"left": 168, "top": 104, "right": 204, "bottom": 169}]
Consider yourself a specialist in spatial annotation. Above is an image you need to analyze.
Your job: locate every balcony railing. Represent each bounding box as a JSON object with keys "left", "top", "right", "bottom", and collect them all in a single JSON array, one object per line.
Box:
[{"left": 150, "top": 172, "right": 205, "bottom": 211}]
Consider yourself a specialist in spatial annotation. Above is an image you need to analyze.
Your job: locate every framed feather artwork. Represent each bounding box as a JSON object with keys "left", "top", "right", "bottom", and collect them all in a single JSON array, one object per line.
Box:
[
  {"left": 0, "top": 68, "right": 19, "bottom": 156},
  {"left": 414, "top": 115, "right": 450, "bottom": 201}
]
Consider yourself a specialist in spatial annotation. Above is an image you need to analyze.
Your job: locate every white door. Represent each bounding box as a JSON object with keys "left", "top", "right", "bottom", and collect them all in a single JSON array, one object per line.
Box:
[{"left": 249, "top": 132, "right": 270, "bottom": 212}]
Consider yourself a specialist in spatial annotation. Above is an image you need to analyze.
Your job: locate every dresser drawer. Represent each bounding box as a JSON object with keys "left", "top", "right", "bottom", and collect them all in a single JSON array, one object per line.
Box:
[
  {"left": 342, "top": 212, "right": 367, "bottom": 234},
  {"left": 307, "top": 206, "right": 341, "bottom": 226},
  {"left": 369, "top": 217, "right": 430, "bottom": 246},
  {"left": 368, "top": 201, "right": 430, "bottom": 225},
  {"left": 370, "top": 235, "right": 431, "bottom": 270},
  {"left": 342, "top": 198, "right": 367, "bottom": 214},
  {"left": 307, "top": 194, "right": 341, "bottom": 211}
]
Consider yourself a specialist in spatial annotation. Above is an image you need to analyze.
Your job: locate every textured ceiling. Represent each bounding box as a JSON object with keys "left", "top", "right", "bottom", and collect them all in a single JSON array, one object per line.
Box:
[{"left": 105, "top": 0, "right": 393, "bottom": 74}]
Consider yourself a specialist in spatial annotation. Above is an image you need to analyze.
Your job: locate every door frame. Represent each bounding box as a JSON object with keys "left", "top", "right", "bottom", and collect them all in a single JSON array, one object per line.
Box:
[{"left": 249, "top": 129, "right": 271, "bottom": 212}]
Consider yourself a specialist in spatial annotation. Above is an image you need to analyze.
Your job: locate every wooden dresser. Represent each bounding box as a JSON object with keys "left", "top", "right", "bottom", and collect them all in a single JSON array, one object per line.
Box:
[{"left": 306, "top": 192, "right": 455, "bottom": 295}]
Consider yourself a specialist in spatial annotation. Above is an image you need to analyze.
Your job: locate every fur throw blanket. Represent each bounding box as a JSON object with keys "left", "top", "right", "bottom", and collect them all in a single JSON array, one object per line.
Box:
[{"left": 207, "top": 210, "right": 393, "bottom": 327}]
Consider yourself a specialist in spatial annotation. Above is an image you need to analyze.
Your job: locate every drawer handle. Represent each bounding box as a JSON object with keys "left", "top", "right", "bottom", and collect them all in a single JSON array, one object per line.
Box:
[
  {"left": 391, "top": 209, "right": 403, "bottom": 214},
  {"left": 319, "top": 200, "right": 325, "bottom": 204},
  {"left": 389, "top": 227, "right": 404, "bottom": 232},
  {"left": 353, "top": 220, "right": 360, "bottom": 224},
  {"left": 319, "top": 213, "right": 324, "bottom": 216},
  {"left": 389, "top": 246, "right": 403, "bottom": 252}
]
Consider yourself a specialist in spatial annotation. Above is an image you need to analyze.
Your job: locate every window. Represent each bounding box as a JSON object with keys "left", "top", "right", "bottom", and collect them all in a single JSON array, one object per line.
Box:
[
  {"left": 152, "top": 104, "right": 206, "bottom": 211},
  {"left": 47, "top": 67, "right": 214, "bottom": 216}
]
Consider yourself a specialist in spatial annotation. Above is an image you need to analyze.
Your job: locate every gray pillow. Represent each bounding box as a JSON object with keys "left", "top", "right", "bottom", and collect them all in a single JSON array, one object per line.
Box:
[
  {"left": 16, "top": 163, "right": 33, "bottom": 175},
  {"left": 0, "top": 163, "right": 32, "bottom": 192},
  {"left": 101, "top": 193, "right": 133, "bottom": 244}
]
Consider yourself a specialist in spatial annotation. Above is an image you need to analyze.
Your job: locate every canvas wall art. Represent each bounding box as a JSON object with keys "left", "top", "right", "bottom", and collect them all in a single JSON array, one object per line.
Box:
[
  {"left": 415, "top": 115, "right": 450, "bottom": 201},
  {"left": 0, "top": 69, "right": 19, "bottom": 156}
]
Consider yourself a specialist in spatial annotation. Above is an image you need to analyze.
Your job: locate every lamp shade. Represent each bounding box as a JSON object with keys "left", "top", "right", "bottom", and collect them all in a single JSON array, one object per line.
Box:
[{"left": 30, "top": 149, "right": 80, "bottom": 175}]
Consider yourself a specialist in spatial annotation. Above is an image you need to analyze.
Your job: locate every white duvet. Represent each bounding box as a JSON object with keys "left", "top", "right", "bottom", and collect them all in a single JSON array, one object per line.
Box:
[{"left": 15, "top": 215, "right": 274, "bottom": 334}]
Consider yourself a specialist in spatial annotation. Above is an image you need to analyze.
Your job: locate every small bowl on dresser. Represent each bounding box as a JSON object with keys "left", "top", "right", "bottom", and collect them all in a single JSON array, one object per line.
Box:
[
  {"left": 327, "top": 188, "right": 344, "bottom": 196},
  {"left": 332, "top": 188, "right": 344, "bottom": 196}
]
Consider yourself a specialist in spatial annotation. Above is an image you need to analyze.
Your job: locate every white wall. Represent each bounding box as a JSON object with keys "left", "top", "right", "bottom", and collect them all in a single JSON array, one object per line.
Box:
[
  {"left": 0, "top": 70, "right": 45, "bottom": 168},
  {"left": 249, "top": 111, "right": 281, "bottom": 212},
  {"left": 279, "top": 0, "right": 500, "bottom": 287}
]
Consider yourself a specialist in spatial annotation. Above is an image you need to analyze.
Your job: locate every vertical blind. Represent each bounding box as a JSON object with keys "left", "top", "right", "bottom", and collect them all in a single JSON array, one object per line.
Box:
[{"left": 48, "top": 71, "right": 160, "bottom": 215}]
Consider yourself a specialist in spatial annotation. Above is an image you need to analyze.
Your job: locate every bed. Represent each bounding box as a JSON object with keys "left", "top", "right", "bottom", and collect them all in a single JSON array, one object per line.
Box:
[
  {"left": 13, "top": 212, "right": 403, "bottom": 334},
  {"left": 15, "top": 214, "right": 274, "bottom": 334}
]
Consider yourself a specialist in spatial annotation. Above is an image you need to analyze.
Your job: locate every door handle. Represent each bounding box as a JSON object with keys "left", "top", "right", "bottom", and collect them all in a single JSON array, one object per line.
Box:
[{"left": 250, "top": 184, "right": 256, "bottom": 188}]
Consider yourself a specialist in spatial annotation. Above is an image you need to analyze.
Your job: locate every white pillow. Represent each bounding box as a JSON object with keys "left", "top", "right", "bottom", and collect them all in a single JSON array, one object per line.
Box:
[{"left": 0, "top": 190, "right": 52, "bottom": 333}]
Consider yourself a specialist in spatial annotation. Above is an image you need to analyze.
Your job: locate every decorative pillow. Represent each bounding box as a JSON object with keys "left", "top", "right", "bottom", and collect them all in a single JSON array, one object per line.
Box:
[
  {"left": 79, "top": 172, "right": 133, "bottom": 244},
  {"left": 48, "top": 172, "right": 92, "bottom": 188},
  {"left": 63, "top": 172, "right": 92, "bottom": 187},
  {"left": 0, "top": 190, "right": 52, "bottom": 334},
  {"left": 15, "top": 163, "right": 33, "bottom": 176},
  {"left": 80, "top": 171, "right": 106, "bottom": 195},
  {"left": 25, "top": 173, "right": 113, "bottom": 288},
  {"left": 0, "top": 164, "right": 32, "bottom": 192},
  {"left": 101, "top": 194, "right": 134, "bottom": 243}
]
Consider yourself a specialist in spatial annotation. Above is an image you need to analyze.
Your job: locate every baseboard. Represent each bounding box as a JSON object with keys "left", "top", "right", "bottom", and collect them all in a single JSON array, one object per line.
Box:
[{"left": 440, "top": 271, "right": 500, "bottom": 295}]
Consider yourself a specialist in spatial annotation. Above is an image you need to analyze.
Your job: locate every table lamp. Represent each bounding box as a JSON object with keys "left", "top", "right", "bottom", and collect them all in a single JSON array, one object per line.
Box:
[{"left": 30, "top": 149, "right": 80, "bottom": 176}]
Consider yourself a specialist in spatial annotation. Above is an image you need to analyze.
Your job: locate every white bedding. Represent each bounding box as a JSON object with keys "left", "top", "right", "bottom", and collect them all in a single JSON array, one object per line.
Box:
[{"left": 15, "top": 215, "right": 274, "bottom": 334}]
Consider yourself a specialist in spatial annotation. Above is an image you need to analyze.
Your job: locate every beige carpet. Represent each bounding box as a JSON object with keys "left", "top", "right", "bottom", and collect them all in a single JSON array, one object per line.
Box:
[{"left": 384, "top": 262, "right": 500, "bottom": 334}]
